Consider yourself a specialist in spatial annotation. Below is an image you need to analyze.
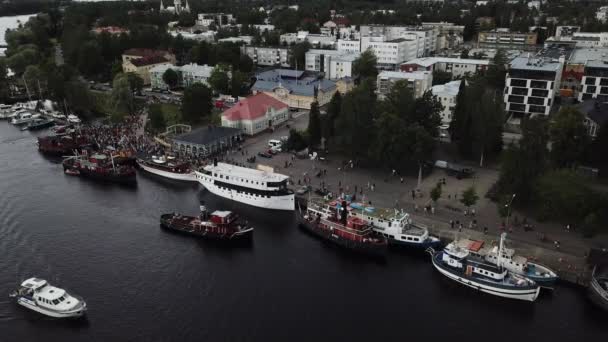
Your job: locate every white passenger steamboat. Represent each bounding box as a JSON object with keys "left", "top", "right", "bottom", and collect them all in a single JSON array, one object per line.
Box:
[
  {"left": 9, "top": 278, "right": 87, "bottom": 318},
  {"left": 195, "top": 161, "right": 294, "bottom": 211}
]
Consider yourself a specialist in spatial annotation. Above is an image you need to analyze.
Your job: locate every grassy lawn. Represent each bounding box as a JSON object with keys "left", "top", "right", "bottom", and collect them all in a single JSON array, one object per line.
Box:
[{"left": 150, "top": 103, "right": 182, "bottom": 126}]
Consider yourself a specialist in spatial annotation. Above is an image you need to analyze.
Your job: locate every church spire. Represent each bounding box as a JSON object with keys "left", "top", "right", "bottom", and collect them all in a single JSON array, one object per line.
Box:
[{"left": 159, "top": 0, "right": 165, "bottom": 11}]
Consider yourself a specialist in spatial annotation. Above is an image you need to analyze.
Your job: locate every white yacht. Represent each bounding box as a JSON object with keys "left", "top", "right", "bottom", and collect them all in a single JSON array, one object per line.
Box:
[
  {"left": 67, "top": 114, "right": 81, "bottom": 124},
  {"left": 10, "top": 278, "right": 87, "bottom": 318},
  {"left": 11, "top": 111, "right": 40, "bottom": 125},
  {"left": 427, "top": 233, "right": 541, "bottom": 301},
  {"left": 0, "top": 104, "right": 12, "bottom": 119},
  {"left": 196, "top": 161, "right": 294, "bottom": 211}
]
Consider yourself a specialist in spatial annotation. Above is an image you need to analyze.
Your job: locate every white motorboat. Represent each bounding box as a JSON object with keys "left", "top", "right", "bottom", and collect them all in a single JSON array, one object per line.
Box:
[
  {"left": 0, "top": 104, "right": 12, "bottom": 119},
  {"left": 427, "top": 233, "right": 541, "bottom": 302},
  {"left": 67, "top": 114, "right": 81, "bottom": 124},
  {"left": 11, "top": 111, "right": 40, "bottom": 125},
  {"left": 9, "top": 278, "right": 87, "bottom": 318},
  {"left": 51, "top": 111, "right": 67, "bottom": 120}
]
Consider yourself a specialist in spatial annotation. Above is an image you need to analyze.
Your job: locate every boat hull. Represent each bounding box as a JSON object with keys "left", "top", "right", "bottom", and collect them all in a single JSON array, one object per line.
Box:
[
  {"left": 197, "top": 172, "right": 294, "bottom": 211},
  {"left": 160, "top": 222, "right": 253, "bottom": 241},
  {"left": 297, "top": 214, "right": 387, "bottom": 258},
  {"left": 63, "top": 164, "right": 136, "bottom": 185},
  {"left": 588, "top": 277, "right": 608, "bottom": 311},
  {"left": 522, "top": 262, "right": 558, "bottom": 288},
  {"left": 431, "top": 252, "right": 540, "bottom": 302},
  {"left": 16, "top": 297, "right": 86, "bottom": 318},
  {"left": 388, "top": 236, "right": 442, "bottom": 249},
  {"left": 138, "top": 161, "right": 197, "bottom": 182}
]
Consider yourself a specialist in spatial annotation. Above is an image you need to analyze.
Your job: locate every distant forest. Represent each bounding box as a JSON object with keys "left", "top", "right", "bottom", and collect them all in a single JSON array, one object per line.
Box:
[{"left": 0, "top": 0, "right": 65, "bottom": 17}]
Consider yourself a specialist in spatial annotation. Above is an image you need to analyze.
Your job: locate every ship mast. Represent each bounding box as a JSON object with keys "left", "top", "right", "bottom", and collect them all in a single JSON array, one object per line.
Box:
[{"left": 497, "top": 232, "right": 506, "bottom": 270}]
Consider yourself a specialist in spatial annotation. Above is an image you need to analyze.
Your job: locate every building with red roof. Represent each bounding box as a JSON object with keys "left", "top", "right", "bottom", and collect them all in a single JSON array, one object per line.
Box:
[
  {"left": 121, "top": 49, "right": 176, "bottom": 85},
  {"left": 221, "top": 93, "right": 289, "bottom": 135}
]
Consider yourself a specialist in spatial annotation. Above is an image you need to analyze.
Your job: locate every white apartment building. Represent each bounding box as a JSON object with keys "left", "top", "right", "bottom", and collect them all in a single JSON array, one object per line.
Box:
[
  {"left": 401, "top": 57, "right": 489, "bottom": 78},
  {"left": 280, "top": 31, "right": 336, "bottom": 47},
  {"left": 241, "top": 46, "right": 290, "bottom": 67},
  {"left": 578, "top": 59, "right": 608, "bottom": 102},
  {"left": 376, "top": 71, "right": 433, "bottom": 99},
  {"left": 196, "top": 13, "right": 235, "bottom": 27},
  {"left": 253, "top": 24, "right": 275, "bottom": 32},
  {"left": 504, "top": 55, "right": 565, "bottom": 120},
  {"left": 337, "top": 39, "right": 361, "bottom": 53},
  {"left": 218, "top": 36, "right": 253, "bottom": 44},
  {"left": 431, "top": 80, "right": 461, "bottom": 125},
  {"left": 361, "top": 36, "right": 418, "bottom": 69},
  {"left": 305, "top": 49, "right": 360, "bottom": 79},
  {"left": 149, "top": 63, "right": 214, "bottom": 90},
  {"left": 359, "top": 25, "right": 438, "bottom": 56}
]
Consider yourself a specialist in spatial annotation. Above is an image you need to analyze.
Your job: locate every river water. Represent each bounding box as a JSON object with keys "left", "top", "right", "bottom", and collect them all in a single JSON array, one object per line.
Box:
[{"left": 0, "top": 121, "right": 606, "bottom": 341}]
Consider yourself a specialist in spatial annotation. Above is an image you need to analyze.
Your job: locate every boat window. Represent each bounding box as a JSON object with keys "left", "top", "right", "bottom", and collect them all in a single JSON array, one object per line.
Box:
[
  {"left": 226, "top": 176, "right": 229, "bottom": 180},
  {"left": 53, "top": 299, "right": 60, "bottom": 305}
]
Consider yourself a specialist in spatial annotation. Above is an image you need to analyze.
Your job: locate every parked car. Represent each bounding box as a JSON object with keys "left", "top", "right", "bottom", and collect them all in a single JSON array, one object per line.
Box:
[{"left": 258, "top": 151, "right": 273, "bottom": 158}]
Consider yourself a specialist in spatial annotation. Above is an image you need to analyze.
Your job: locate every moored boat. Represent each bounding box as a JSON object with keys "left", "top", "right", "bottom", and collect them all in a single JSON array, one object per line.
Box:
[
  {"left": 11, "top": 111, "right": 40, "bottom": 125},
  {"left": 9, "top": 277, "right": 87, "bottom": 318},
  {"left": 321, "top": 197, "right": 441, "bottom": 249},
  {"left": 137, "top": 155, "right": 197, "bottom": 182},
  {"left": 427, "top": 233, "right": 541, "bottom": 302},
  {"left": 589, "top": 265, "right": 608, "bottom": 311},
  {"left": 37, "top": 135, "right": 88, "bottom": 156},
  {"left": 298, "top": 200, "right": 388, "bottom": 257},
  {"left": 160, "top": 206, "right": 253, "bottom": 241},
  {"left": 63, "top": 152, "right": 136, "bottom": 185},
  {"left": 21, "top": 118, "right": 55, "bottom": 131}
]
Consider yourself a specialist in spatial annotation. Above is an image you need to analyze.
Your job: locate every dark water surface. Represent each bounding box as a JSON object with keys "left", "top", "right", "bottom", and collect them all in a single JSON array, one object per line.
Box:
[{"left": 0, "top": 122, "right": 606, "bottom": 341}]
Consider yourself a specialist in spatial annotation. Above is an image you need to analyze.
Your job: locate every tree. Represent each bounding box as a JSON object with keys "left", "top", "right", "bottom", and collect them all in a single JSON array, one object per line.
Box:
[
  {"left": 148, "top": 104, "right": 166, "bottom": 131},
  {"left": 0, "top": 58, "right": 8, "bottom": 101},
  {"left": 6, "top": 47, "right": 39, "bottom": 75},
  {"left": 77, "top": 40, "right": 104, "bottom": 78},
  {"left": 335, "top": 79, "right": 376, "bottom": 158},
  {"left": 450, "top": 79, "right": 471, "bottom": 156},
  {"left": 289, "top": 41, "right": 311, "bottom": 70},
  {"left": 326, "top": 91, "right": 341, "bottom": 138},
  {"left": 549, "top": 106, "right": 591, "bottom": 169},
  {"left": 23, "top": 65, "right": 45, "bottom": 96},
  {"left": 65, "top": 79, "right": 93, "bottom": 115},
  {"left": 587, "top": 120, "right": 608, "bottom": 176},
  {"left": 486, "top": 49, "right": 507, "bottom": 90},
  {"left": 471, "top": 89, "right": 504, "bottom": 166},
  {"left": 284, "top": 129, "right": 308, "bottom": 151},
  {"left": 238, "top": 54, "right": 253, "bottom": 73},
  {"left": 460, "top": 186, "right": 479, "bottom": 209},
  {"left": 181, "top": 83, "right": 213, "bottom": 124},
  {"left": 126, "top": 72, "right": 144, "bottom": 95},
  {"left": 208, "top": 66, "right": 230, "bottom": 95},
  {"left": 230, "top": 70, "right": 248, "bottom": 98},
  {"left": 162, "top": 68, "right": 179, "bottom": 90},
  {"left": 353, "top": 49, "right": 378, "bottom": 80},
  {"left": 497, "top": 117, "right": 549, "bottom": 204},
  {"left": 110, "top": 73, "right": 135, "bottom": 120},
  {"left": 430, "top": 182, "right": 442, "bottom": 204},
  {"left": 308, "top": 101, "right": 322, "bottom": 147},
  {"left": 432, "top": 69, "right": 452, "bottom": 85}
]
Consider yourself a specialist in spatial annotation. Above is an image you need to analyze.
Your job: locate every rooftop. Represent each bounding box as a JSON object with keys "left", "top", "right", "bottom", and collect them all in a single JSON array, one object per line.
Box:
[
  {"left": 378, "top": 70, "right": 431, "bottom": 80},
  {"left": 431, "top": 80, "right": 462, "bottom": 97},
  {"left": 403, "top": 57, "right": 490, "bottom": 68},
  {"left": 123, "top": 48, "right": 171, "bottom": 58},
  {"left": 509, "top": 56, "right": 563, "bottom": 72},
  {"left": 173, "top": 126, "right": 241, "bottom": 146},
  {"left": 253, "top": 69, "right": 336, "bottom": 96},
  {"left": 585, "top": 59, "right": 608, "bottom": 69},
  {"left": 130, "top": 55, "right": 170, "bottom": 67},
  {"left": 578, "top": 100, "right": 608, "bottom": 126},
  {"left": 569, "top": 48, "right": 608, "bottom": 64},
  {"left": 222, "top": 93, "right": 288, "bottom": 122}
]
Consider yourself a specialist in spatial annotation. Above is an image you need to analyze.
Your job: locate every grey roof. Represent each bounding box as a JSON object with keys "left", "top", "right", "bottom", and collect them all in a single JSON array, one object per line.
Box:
[
  {"left": 253, "top": 69, "right": 336, "bottom": 96},
  {"left": 585, "top": 59, "right": 608, "bottom": 69},
  {"left": 569, "top": 48, "right": 608, "bottom": 64},
  {"left": 173, "top": 126, "right": 241, "bottom": 146},
  {"left": 578, "top": 100, "right": 608, "bottom": 126},
  {"left": 510, "top": 56, "right": 562, "bottom": 72}
]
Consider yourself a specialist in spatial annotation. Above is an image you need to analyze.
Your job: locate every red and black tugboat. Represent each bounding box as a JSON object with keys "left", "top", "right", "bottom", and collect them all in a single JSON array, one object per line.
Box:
[
  {"left": 62, "top": 152, "right": 137, "bottom": 185},
  {"left": 37, "top": 134, "right": 87, "bottom": 156},
  {"left": 297, "top": 200, "right": 388, "bottom": 257},
  {"left": 160, "top": 206, "right": 254, "bottom": 241}
]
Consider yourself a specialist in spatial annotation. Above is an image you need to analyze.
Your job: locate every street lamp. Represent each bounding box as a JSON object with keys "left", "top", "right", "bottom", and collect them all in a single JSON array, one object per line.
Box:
[{"left": 505, "top": 193, "right": 516, "bottom": 229}]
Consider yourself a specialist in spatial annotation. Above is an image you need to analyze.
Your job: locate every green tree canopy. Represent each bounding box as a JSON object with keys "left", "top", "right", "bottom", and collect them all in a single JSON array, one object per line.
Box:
[
  {"left": 289, "top": 41, "right": 311, "bottom": 70},
  {"left": 181, "top": 83, "right": 213, "bottom": 124},
  {"left": 549, "top": 106, "right": 591, "bottom": 169},
  {"left": 208, "top": 66, "right": 230, "bottom": 95},
  {"left": 430, "top": 182, "right": 442, "bottom": 204},
  {"left": 432, "top": 69, "right": 452, "bottom": 86},
  {"left": 486, "top": 49, "right": 507, "bottom": 90},
  {"left": 335, "top": 79, "right": 376, "bottom": 158},
  {"left": 162, "top": 68, "right": 179, "bottom": 89},
  {"left": 126, "top": 72, "right": 144, "bottom": 95},
  {"left": 148, "top": 104, "right": 166, "bottom": 131},
  {"left": 353, "top": 49, "right": 378, "bottom": 80},
  {"left": 461, "top": 186, "right": 479, "bottom": 208},
  {"left": 308, "top": 101, "right": 322, "bottom": 147},
  {"left": 110, "top": 73, "right": 135, "bottom": 120},
  {"left": 325, "top": 91, "right": 342, "bottom": 139},
  {"left": 230, "top": 70, "right": 248, "bottom": 98}
]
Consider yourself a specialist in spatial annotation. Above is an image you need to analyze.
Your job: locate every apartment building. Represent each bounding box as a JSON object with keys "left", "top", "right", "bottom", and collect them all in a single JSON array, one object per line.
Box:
[
  {"left": 304, "top": 49, "right": 360, "bottom": 79},
  {"left": 196, "top": 13, "right": 235, "bottom": 27},
  {"left": 401, "top": 57, "right": 489, "bottom": 78},
  {"left": 376, "top": 71, "right": 433, "bottom": 99},
  {"left": 337, "top": 39, "right": 361, "bottom": 53},
  {"left": 431, "top": 79, "right": 461, "bottom": 125},
  {"left": 361, "top": 36, "right": 418, "bottom": 69},
  {"left": 241, "top": 46, "right": 291, "bottom": 67},
  {"left": 360, "top": 25, "right": 438, "bottom": 56},
  {"left": 578, "top": 59, "right": 608, "bottom": 102},
  {"left": 478, "top": 30, "right": 538, "bottom": 50},
  {"left": 504, "top": 55, "right": 565, "bottom": 120}
]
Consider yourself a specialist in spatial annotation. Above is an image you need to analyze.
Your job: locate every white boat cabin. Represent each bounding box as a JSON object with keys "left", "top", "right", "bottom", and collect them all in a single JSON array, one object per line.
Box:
[{"left": 18, "top": 278, "right": 80, "bottom": 312}]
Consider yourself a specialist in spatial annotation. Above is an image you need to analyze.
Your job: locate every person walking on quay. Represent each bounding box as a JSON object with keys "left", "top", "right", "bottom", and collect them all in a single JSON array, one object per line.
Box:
[
  {"left": 450, "top": 220, "right": 454, "bottom": 229},
  {"left": 411, "top": 190, "right": 415, "bottom": 200},
  {"left": 400, "top": 177, "right": 404, "bottom": 184}
]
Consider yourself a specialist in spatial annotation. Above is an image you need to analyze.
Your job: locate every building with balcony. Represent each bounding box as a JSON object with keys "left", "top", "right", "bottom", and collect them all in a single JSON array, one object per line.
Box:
[
  {"left": 578, "top": 59, "right": 608, "bottom": 102},
  {"left": 361, "top": 36, "right": 418, "bottom": 70},
  {"left": 431, "top": 80, "right": 461, "bottom": 125},
  {"left": 376, "top": 71, "right": 433, "bottom": 99},
  {"left": 241, "top": 46, "right": 291, "bottom": 67},
  {"left": 478, "top": 30, "right": 537, "bottom": 50},
  {"left": 504, "top": 55, "right": 565, "bottom": 121}
]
